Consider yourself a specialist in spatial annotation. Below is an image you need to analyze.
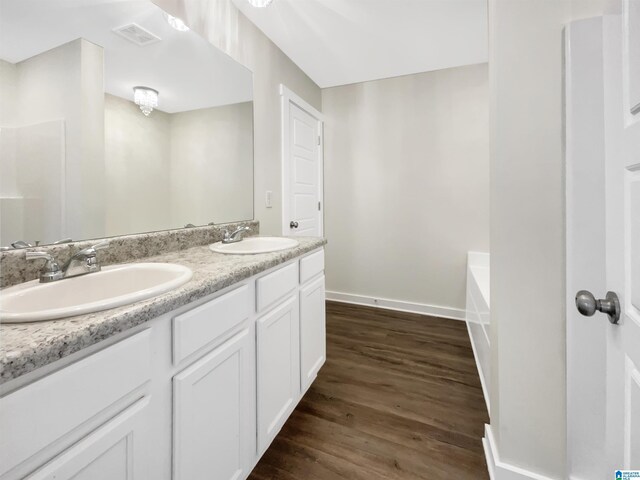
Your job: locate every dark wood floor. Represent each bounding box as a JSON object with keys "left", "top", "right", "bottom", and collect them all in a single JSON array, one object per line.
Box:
[{"left": 249, "top": 301, "right": 489, "bottom": 480}]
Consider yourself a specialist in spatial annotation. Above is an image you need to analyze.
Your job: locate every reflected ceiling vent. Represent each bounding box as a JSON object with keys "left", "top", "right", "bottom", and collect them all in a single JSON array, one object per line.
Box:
[{"left": 112, "top": 23, "right": 161, "bottom": 46}]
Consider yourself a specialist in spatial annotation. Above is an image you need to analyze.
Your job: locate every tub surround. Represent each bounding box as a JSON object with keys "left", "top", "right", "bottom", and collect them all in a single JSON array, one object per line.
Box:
[
  {"left": 0, "top": 236, "right": 326, "bottom": 384},
  {"left": 465, "top": 251, "right": 490, "bottom": 413},
  {"left": 0, "top": 221, "right": 259, "bottom": 289}
]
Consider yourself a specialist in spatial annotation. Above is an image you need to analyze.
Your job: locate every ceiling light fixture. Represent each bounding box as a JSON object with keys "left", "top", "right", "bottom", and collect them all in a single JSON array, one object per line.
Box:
[
  {"left": 133, "top": 86, "right": 159, "bottom": 116},
  {"left": 163, "top": 12, "right": 189, "bottom": 31},
  {"left": 247, "top": 0, "right": 274, "bottom": 7}
]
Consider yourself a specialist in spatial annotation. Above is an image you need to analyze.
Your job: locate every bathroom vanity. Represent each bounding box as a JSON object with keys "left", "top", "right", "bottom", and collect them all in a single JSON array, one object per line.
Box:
[{"left": 0, "top": 239, "right": 326, "bottom": 480}]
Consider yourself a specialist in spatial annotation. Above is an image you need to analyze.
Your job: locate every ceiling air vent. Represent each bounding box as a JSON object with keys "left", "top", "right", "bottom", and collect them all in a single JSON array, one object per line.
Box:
[{"left": 112, "top": 23, "right": 161, "bottom": 46}]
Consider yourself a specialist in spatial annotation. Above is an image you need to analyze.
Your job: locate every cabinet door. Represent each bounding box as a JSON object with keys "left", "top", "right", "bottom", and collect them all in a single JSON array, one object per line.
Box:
[
  {"left": 300, "top": 275, "right": 326, "bottom": 392},
  {"left": 25, "top": 397, "right": 152, "bottom": 480},
  {"left": 173, "top": 327, "right": 255, "bottom": 480},
  {"left": 256, "top": 295, "right": 300, "bottom": 453}
]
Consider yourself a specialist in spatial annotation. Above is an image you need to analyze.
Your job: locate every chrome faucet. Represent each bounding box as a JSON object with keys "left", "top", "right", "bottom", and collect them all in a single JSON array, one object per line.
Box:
[
  {"left": 26, "top": 240, "right": 110, "bottom": 283},
  {"left": 222, "top": 226, "right": 250, "bottom": 244},
  {"left": 61, "top": 241, "right": 110, "bottom": 278}
]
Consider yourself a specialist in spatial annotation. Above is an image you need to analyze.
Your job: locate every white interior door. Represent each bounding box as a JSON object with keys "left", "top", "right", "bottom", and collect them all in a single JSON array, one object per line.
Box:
[
  {"left": 281, "top": 86, "right": 323, "bottom": 237},
  {"left": 603, "top": 7, "right": 640, "bottom": 472},
  {"left": 567, "top": 7, "right": 640, "bottom": 476}
]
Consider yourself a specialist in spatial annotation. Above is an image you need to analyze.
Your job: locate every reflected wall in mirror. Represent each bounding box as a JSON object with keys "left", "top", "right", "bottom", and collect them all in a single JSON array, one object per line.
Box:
[{"left": 0, "top": 0, "right": 254, "bottom": 248}]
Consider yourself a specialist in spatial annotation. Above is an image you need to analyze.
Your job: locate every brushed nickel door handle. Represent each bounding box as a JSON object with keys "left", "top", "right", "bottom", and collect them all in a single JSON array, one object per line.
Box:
[{"left": 575, "top": 290, "right": 621, "bottom": 324}]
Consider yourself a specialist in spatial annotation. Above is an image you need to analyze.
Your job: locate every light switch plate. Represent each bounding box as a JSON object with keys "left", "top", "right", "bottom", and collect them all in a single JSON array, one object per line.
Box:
[{"left": 265, "top": 190, "right": 273, "bottom": 208}]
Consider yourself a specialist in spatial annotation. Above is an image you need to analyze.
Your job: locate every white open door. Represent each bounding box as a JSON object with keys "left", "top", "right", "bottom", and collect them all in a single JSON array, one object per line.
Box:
[
  {"left": 603, "top": 5, "right": 640, "bottom": 472},
  {"left": 281, "top": 85, "right": 323, "bottom": 237},
  {"left": 567, "top": 5, "right": 640, "bottom": 477}
]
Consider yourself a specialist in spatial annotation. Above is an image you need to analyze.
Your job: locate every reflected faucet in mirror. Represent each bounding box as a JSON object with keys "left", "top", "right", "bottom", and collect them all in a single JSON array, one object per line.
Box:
[{"left": 11, "top": 240, "right": 33, "bottom": 249}]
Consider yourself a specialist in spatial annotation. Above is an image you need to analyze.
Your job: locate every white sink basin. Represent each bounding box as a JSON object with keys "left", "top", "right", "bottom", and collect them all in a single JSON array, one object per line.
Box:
[
  {"left": 209, "top": 236, "right": 299, "bottom": 255},
  {"left": 0, "top": 263, "right": 192, "bottom": 323}
]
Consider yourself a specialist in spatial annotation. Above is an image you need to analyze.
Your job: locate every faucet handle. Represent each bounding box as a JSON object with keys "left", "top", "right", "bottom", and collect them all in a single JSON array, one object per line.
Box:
[
  {"left": 53, "top": 237, "right": 73, "bottom": 245},
  {"left": 26, "top": 251, "right": 54, "bottom": 262},
  {"left": 26, "top": 251, "right": 63, "bottom": 283},
  {"left": 12, "top": 240, "right": 33, "bottom": 249}
]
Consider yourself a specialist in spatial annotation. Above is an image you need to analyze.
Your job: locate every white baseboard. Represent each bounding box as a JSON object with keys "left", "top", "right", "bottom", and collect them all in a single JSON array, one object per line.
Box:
[
  {"left": 484, "top": 425, "right": 559, "bottom": 480},
  {"left": 325, "top": 291, "right": 465, "bottom": 321}
]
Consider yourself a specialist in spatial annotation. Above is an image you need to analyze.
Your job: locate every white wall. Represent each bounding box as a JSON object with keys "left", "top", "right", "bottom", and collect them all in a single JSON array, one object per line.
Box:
[
  {"left": 0, "top": 39, "right": 105, "bottom": 244},
  {"left": 104, "top": 94, "right": 172, "bottom": 236},
  {"left": 104, "top": 94, "right": 253, "bottom": 236},
  {"left": 152, "top": 0, "right": 322, "bottom": 235},
  {"left": 170, "top": 102, "right": 253, "bottom": 226},
  {"left": 321, "top": 64, "right": 489, "bottom": 314},
  {"left": 488, "top": 0, "right": 612, "bottom": 477},
  {"left": 0, "top": 60, "right": 17, "bottom": 126}
]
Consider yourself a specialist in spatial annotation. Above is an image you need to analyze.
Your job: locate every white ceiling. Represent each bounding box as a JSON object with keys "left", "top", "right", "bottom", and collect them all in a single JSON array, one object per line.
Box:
[
  {"left": 232, "top": 0, "right": 488, "bottom": 88},
  {"left": 0, "top": 0, "right": 253, "bottom": 113}
]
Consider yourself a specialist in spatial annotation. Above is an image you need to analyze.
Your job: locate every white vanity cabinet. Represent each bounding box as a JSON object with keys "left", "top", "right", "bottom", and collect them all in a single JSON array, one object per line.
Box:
[
  {"left": 24, "top": 397, "right": 152, "bottom": 480},
  {"left": 299, "top": 274, "right": 326, "bottom": 393},
  {"left": 256, "top": 295, "right": 300, "bottom": 452},
  {"left": 173, "top": 327, "right": 255, "bottom": 480},
  {"left": 0, "top": 330, "right": 154, "bottom": 480},
  {"left": 0, "top": 247, "right": 326, "bottom": 480}
]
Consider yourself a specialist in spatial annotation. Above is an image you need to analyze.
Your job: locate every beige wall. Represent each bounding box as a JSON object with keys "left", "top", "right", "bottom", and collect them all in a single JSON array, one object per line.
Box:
[
  {"left": 322, "top": 64, "right": 489, "bottom": 312},
  {"left": 489, "top": 0, "right": 612, "bottom": 477},
  {"left": 105, "top": 94, "right": 254, "bottom": 236},
  {"left": 153, "top": 0, "right": 322, "bottom": 235},
  {"left": 170, "top": 102, "right": 253, "bottom": 226},
  {"left": 104, "top": 94, "right": 172, "bottom": 236}
]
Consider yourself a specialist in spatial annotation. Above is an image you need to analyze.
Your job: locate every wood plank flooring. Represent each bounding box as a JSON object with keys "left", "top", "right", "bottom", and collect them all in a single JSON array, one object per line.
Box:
[{"left": 248, "top": 301, "right": 489, "bottom": 480}]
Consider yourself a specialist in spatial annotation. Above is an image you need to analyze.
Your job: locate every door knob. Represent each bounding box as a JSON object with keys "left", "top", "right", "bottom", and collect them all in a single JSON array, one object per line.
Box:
[
  {"left": 575, "top": 290, "right": 621, "bottom": 324},
  {"left": 290, "top": 221, "right": 299, "bottom": 229}
]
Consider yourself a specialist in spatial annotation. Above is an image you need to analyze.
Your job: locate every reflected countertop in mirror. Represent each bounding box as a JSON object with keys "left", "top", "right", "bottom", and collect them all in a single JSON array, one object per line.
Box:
[{"left": 0, "top": 0, "right": 254, "bottom": 249}]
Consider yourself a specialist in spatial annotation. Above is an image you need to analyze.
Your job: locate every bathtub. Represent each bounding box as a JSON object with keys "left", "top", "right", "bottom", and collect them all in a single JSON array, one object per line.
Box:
[{"left": 466, "top": 252, "right": 490, "bottom": 413}]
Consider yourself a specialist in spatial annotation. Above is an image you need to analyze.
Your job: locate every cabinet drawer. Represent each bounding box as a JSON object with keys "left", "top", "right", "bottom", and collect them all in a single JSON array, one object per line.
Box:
[
  {"left": 299, "top": 250, "right": 324, "bottom": 284},
  {"left": 0, "top": 330, "right": 151, "bottom": 478},
  {"left": 173, "top": 284, "right": 251, "bottom": 365},
  {"left": 256, "top": 263, "right": 298, "bottom": 312}
]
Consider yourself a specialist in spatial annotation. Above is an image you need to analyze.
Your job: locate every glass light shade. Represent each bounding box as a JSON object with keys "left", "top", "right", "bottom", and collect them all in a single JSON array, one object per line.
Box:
[
  {"left": 133, "top": 86, "right": 159, "bottom": 116},
  {"left": 247, "top": 0, "right": 273, "bottom": 7},
  {"left": 163, "top": 12, "right": 189, "bottom": 31}
]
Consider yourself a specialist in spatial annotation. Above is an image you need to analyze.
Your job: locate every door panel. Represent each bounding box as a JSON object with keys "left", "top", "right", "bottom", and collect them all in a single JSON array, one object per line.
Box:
[
  {"left": 173, "top": 327, "right": 255, "bottom": 480},
  {"left": 568, "top": 10, "right": 640, "bottom": 475},
  {"left": 603, "top": 10, "right": 640, "bottom": 472},
  {"left": 628, "top": 172, "right": 640, "bottom": 311},
  {"left": 256, "top": 295, "right": 300, "bottom": 453},
  {"left": 287, "top": 102, "right": 321, "bottom": 236},
  {"left": 300, "top": 275, "right": 326, "bottom": 392},
  {"left": 25, "top": 397, "right": 151, "bottom": 480},
  {"left": 626, "top": 358, "right": 640, "bottom": 466}
]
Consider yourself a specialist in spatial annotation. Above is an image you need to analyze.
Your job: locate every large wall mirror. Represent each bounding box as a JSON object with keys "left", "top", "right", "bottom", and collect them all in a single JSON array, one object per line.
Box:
[{"left": 0, "top": 0, "right": 254, "bottom": 248}]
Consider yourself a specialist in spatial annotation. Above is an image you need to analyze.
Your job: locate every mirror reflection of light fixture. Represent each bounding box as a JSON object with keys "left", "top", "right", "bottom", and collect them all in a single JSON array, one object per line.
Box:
[
  {"left": 163, "top": 12, "right": 189, "bottom": 31},
  {"left": 247, "top": 0, "right": 273, "bottom": 7},
  {"left": 133, "top": 86, "right": 159, "bottom": 116}
]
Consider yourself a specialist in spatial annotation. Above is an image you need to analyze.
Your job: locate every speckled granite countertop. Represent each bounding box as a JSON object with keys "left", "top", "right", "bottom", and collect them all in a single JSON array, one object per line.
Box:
[{"left": 0, "top": 237, "right": 326, "bottom": 384}]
